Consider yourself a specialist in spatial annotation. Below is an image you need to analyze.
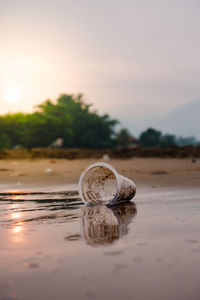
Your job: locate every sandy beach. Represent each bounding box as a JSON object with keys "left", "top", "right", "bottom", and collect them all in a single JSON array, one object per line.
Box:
[
  {"left": 0, "top": 157, "right": 200, "bottom": 190},
  {"left": 0, "top": 158, "right": 200, "bottom": 300}
]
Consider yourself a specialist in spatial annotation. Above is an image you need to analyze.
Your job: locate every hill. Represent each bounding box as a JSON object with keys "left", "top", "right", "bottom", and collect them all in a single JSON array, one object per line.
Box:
[{"left": 154, "top": 99, "right": 200, "bottom": 139}]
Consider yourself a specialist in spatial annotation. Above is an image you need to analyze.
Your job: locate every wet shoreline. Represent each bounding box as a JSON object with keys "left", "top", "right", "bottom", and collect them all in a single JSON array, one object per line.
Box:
[
  {"left": 0, "top": 186, "right": 200, "bottom": 300},
  {"left": 0, "top": 158, "right": 200, "bottom": 300}
]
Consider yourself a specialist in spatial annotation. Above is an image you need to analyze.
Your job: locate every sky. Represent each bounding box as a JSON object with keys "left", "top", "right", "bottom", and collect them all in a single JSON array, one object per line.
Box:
[{"left": 1, "top": 0, "right": 200, "bottom": 136}]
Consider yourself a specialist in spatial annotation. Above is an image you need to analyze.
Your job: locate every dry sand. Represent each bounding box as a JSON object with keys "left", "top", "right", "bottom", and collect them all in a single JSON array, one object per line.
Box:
[
  {"left": 0, "top": 157, "right": 200, "bottom": 190},
  {"left": 0, "top": 158, "right": 200, "bottom": 192}
]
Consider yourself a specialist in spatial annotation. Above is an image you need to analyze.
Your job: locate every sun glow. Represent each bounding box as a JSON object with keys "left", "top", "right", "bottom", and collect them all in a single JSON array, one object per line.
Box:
[{"left": 4, "top": 87, "right": 22, "bottom": 104}]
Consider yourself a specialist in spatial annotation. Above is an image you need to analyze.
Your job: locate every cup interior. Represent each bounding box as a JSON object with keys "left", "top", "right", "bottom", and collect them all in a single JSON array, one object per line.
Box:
[{"left": 81, "top": 165, "right": 118, "bottom": 204}]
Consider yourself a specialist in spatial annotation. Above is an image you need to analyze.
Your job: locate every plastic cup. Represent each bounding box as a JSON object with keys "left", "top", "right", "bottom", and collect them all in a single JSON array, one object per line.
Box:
[{"left": 78, "top": 162, "right": 136, "bottom": 205}]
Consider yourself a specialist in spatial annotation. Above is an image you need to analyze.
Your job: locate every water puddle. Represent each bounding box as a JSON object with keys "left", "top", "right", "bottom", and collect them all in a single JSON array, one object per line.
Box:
[
  {"left": 0, "top": 190, "right": 136, "bottom": 246},
  {"left": 0, "top": 190, "right": 82, "bottom": 228}
]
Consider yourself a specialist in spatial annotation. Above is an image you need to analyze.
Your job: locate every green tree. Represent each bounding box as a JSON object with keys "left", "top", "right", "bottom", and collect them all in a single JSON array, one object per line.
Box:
[
  {"left": 0, "top": 94, "right": 119, "bottom": 149},
  {"left": 139, "top": 128, "right": 162, "bottom": 147},
  {"left": 0, "top": 133, "right": 11, "bottom": 149},
  {"left": 161, "top": 134, "right": 176, "bottom": 147},
  {"left": 115, "top": 128, "right": 132, "bottom": 147}
]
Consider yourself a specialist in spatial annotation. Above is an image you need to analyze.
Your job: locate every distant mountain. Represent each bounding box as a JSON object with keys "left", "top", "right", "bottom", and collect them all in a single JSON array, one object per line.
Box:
[
  {"left": 153, "top": 99, "right": 200, "bottom": 139},
  {"left": 112, "top": 99, "right": 200, "bottom": 140}
]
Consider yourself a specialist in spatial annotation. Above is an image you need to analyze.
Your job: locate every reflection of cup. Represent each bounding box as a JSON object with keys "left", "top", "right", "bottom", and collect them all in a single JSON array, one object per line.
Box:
[
  {"left": 81, "top": 202, "right": 137, "bottom": 246},
  {"left": 79, "top": 162, "right": 136, "bottom": 205}
]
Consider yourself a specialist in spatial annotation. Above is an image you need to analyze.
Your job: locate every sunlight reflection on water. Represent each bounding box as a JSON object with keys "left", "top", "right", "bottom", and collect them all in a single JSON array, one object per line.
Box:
[
  {"left": 0, "top": 190, "right": 136, "bottom": 248},
  {"left": 1, "top": 188, "right": 200, "bottom": 300}
]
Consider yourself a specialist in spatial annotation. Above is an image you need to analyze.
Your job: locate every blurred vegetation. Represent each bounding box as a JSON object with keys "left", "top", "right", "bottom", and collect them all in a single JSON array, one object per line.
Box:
[
  {"left": 0, "top": 94, "right": 199, "bottom": 150},
  {"left": 139, "top": 128, "right": 199, "bottom": 147},
  {"left": 115, "top": 128, "right": 133, "bottom": 148},
  {"left": 0, "top": 94, "right": 120, "bottom": 149},
  {"left": 139, "top": 128, "right": 162, "bottom": 147}
]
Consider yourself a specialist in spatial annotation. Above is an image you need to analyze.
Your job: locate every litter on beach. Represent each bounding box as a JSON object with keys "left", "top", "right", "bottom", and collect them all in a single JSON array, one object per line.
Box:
[{"left": 79, "top": 162, "right": 136, "bottom": 205}]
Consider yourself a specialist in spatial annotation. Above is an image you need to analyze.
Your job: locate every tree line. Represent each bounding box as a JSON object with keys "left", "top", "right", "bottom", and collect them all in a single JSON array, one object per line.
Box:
[
  {"left": 139, "top": 128, "right": 199, "bottom": 147},
  {"left": 0, "top": 94, "right": 198, "bottom": 149},
  {"left": 0, "top": 94, "right": 125, "bottom": 149}
]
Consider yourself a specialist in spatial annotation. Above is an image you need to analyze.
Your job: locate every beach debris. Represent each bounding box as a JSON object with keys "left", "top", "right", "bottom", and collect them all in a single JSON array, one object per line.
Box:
[
  {"left": 45, "top": 168, "right": 53, "bottom": 173},
  {"left": 48, "top": 138, "right": 63, "bottom": 148},
  {"left": 13, "top": 144, "right": 23, "bottom": 149},
  {"left": 49, "top": 160, "right": 56, "bottom": 164},
  {"left": 19, "top": 172, "right": 27, "bottom": 176},
  {"left": 102, "top": 154, "right": 110, "bottom": 161},
  {"left": 79, "top": 162, "right": 136, "bottom": 205}
]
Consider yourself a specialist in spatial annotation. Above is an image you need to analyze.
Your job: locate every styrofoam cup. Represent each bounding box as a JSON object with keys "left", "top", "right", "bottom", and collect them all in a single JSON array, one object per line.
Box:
[{"left": 78, "top": 162, "right": 136, "bottom": 205}]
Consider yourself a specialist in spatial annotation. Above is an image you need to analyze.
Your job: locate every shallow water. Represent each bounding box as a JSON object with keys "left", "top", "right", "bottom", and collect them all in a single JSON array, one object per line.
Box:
[{"left": 0, "top": 186, "right": 200, "bottom": 300}]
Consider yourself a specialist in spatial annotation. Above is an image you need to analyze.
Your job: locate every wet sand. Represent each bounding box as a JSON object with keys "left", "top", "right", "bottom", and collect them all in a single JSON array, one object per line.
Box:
[{"left": 0, "top": 158, "right": 200, "bottom": 300}]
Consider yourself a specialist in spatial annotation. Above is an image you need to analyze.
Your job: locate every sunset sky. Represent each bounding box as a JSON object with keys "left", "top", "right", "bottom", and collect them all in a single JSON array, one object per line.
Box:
[{"left": 1, "top": 0, "right": 200, "bottom": 136}]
